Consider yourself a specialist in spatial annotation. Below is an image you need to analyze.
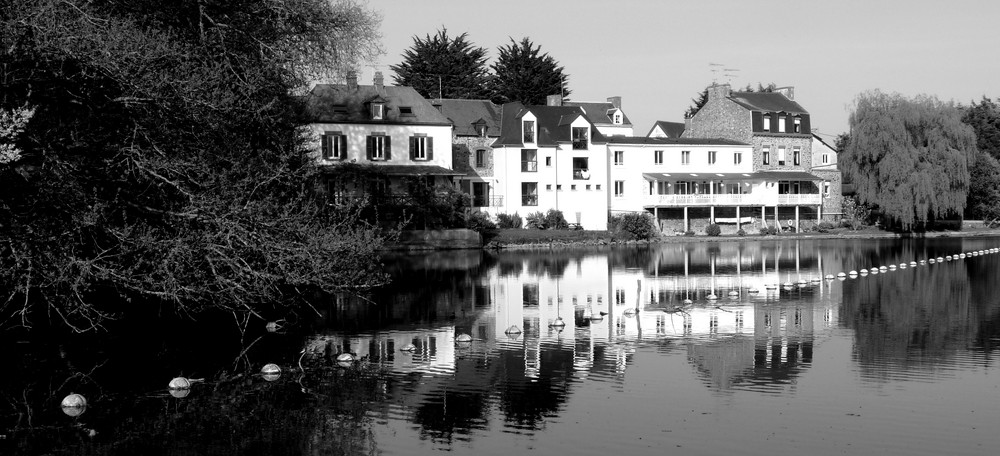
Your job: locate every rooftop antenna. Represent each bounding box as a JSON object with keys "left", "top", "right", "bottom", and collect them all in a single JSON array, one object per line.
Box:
[
  {"left": 723, "top": 68, "right": 740, "bottom": 85},
  {"left": 709, "top": 63, "right": 724, "bottom": 83}
]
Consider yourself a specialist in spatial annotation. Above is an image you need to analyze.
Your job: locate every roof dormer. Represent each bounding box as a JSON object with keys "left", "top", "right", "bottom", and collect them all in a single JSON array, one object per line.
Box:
[
  {"left": 366, "top": 94, "right": 387, "bottom": 120},
  {"left": 607, "top": 108, "right": 623, "bottom": 125}
]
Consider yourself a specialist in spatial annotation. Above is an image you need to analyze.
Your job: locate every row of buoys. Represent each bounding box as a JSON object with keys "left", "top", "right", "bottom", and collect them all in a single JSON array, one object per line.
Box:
[{"left": 837, "top": 247, "right": 999, "bottom": 281}]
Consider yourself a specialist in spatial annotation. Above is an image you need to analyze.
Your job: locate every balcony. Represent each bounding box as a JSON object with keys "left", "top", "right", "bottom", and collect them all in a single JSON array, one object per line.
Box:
[
  {"left": 573, "top": 169, "right": 591, "bottom": 180},
  {"left": 521, "top": 195, "right": 538, "bottom": 206},
  {"left": 472, "top": 195, "right": 504, "bottom": 207},
  {"left": 644, "top": 193, "right": 822, "bottom": 207},
  {"left": 521, "top": 161, "right": 537, "bottom": 172}
]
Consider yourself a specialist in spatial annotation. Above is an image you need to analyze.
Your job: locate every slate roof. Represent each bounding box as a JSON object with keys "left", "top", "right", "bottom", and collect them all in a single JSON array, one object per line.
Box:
[
  {"left": 303, "top": 83, "right": 452, "bottom": 125},
  {"left": 606, "top": 136, "right": 748, "bottom": 146},
  {"left": 646, "top": 121, "right": 687, "bottom": 138},
  {"left": 728, "top": 92, "right": 808, "bottom": 114},
  {"left": 433, "top": 99, "right": 501, "bottom": 137},
  {"left": 492, "top": 102, "right": 608, "bottom": 147},
  {"left": 563, "top": 101, "right": 633, "bottom": 125}
]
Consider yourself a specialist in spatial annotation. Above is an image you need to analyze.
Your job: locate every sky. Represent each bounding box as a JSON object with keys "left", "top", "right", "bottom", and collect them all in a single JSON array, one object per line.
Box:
[{"left": 361, "top": 0, "right": 1000, "bottom": 140}]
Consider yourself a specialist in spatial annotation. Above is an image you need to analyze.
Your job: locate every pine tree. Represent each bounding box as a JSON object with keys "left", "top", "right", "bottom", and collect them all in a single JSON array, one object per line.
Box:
[
  {"left": 390, "top": 28, "right": 491, "bottom": 100},
  {"left": 841, "top": 91, "right": 977, "bottom": 230},
  {"left": 491, "top": 37, "right": 570, "bottom": 105}
]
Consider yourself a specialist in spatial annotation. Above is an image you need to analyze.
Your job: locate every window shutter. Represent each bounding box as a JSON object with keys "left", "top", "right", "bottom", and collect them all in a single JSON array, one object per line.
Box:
[
  {"left": 752, "top": 112, "right": 762, "bottom": 132},
  {"left": 801, "top": 115, "right": 811, "bottom": 135},
  {"left": 427, "top": 137, "right": 434, "bottom": 160},
  {"left": 338, "top": 135, "right": 347, "bottom": 160},
  {"left": 409, "top": 137, "right": 416, "bottom": 160},
  {"left": 384, "top": 137, "right": 391, "bottom": 160},
  {"left": 366, "top": 136, "right": 373, "bottom": 160},
  {"left": 321, "top": 134, "right": 331, "bottom": 159}
]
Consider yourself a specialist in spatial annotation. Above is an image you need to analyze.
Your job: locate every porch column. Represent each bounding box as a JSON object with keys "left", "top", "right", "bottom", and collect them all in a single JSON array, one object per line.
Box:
[
  {"left": 795, "top": 206, "right": 800, "bottom": 232},
  {"left": 736, "top": 206, "right": 741, "bottom": 230},
  {"left": 818, "top": 205, "right": 822, "bottom": 223},
  {"left": 710, "top": 206, "right": 715, "bottom": 224},
  {"left": 774, "top": 206, "right": 779, "bottom": 229},
  {"left": 684, "top": 206, "right": 689, "bottom": 232},
  {"left": 761, "top": 206, "right": 766, "bottom": 229},
  {"left": 654, "top": 207, "right": 660, "bottom": 232}
]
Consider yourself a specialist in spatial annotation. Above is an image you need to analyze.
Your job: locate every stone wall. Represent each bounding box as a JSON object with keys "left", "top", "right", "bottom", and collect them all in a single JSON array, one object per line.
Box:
[
  {"left": 812, "top": 168, "right": 844, "bottom": 220},
  {"left": 384, "top": 229, "right": 482, "bottom": 250},
  {"left": 752, "top": 134, "right": 813, "bottom": 170},
  {"left": 683, "top": 98, "right": 752, "bottom": 144},
  {"left": 452, "top": 135, "right": 494, "bottom": 178}
]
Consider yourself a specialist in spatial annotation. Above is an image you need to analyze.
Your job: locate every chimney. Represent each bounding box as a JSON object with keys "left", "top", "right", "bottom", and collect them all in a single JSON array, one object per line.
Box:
[
  {"left": 546, "top": 94, "right": 563, "bottom": 106},
  {"left": 346, "top": 71, "right": 358, "bottom": 90},
  {"left": 607, "top": 96, "right": 622, "bottom": 109},
  {"left": 373, "top": 71, "right": 384, "bottom": 91},
  {"left": 774, "top": 86, "right": 795, "bottom": 100},
  {"left": 707, "top": 83, "right": 731, "bottom": 101}
]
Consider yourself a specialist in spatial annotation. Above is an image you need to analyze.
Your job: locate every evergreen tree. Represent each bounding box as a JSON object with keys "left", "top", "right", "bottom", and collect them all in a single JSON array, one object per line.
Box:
[
  {"left": 491, "top": 37, "right": 570, "bottom": 105},
  {"left": 390, "top": 28, "right": 491, "bottom": 100},
  {"left": 841, "top": 90, "right": 977, "bottom": 230},
  {"left": 0, "top": 0, "right": 386, "bottom": 331}
]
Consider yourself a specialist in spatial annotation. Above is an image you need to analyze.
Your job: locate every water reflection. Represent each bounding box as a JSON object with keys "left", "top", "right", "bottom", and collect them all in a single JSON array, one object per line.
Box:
[{"left": 7, "top": 238, "right": 1000, "bottom": 455}]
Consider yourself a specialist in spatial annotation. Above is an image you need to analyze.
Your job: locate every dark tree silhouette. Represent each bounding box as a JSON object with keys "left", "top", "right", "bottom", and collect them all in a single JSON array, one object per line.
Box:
[
  {"left": 491, "top": 37, "right": 570, "bottom": 105},
  {"left": 390, "top": 28, "right": 492, "bottom": 100}
]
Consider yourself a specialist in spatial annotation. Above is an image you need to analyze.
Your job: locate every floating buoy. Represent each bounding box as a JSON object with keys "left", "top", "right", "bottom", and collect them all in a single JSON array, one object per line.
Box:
[
  {"left": 810, "top": 277, "right": 822, "bottom": 283},
  {"left": 589, "top": 314, "right": 604, "bottom": 323},
  {"left": 910, "top": 261, "right": 918, "bottom": 266},
  {"left": 336, "top": 353, "right": 356, "bottom": 363},
  {"left": 838, "top": 276, "right": 847, "bottom": 281},
  {"left": 765, "top": 284, "right": 778, "bottom": 290},
  {"left": 707, "top": 294, "right": 718, "bottom": 300},
  {"left": 728, "top": 290, "right": 740, "bottom": 297},
  {"left": 889, "top": 265, "right": 897, "bottom": 270},
  {"left": 919, "top": 260, "right": 926, "bottom": 264},
  {"left": 748, "top": 288, "right": 760, "bottom": 294},
  {"left": 505, "top": 325, "right": 522, "bottom": 335},
  {"left": 946, "top": 256, "right": 952, "bottom": 261},
  {"left": 551, "top": 317, "right": 568, "bottom": 326},
  {"left": 928, "top": 259, "right": 936, "bottom": 264},
  {"left": 400, "top": 343, "right": 417, "bottom": 352},
  {"left": 826, "top": 274, "right": 836, "bottom": 280},
  {"left": 61, "top": 393, "right": 87, "bottom": 417},
  {"left": 797, "top": 279, "right": 808, "bottom": 286},
  {"left": 168, "top": 377, "right": 191, "bottom": 390},
  {"left": 455, "top": 334, "right": 473, "bottom": 344},
  {"left": 960, "top": 254, "right": 966, "bottom": 259},
  {"left": 848, "top": 270, "right": 858, "bottom": 275},
  {"left": 837, "top": 272, "right": 846, "bottom": 278},
  {"left": 261, "top": 363, "right": 281, "bottom": 382},
  {"left": 936, "top": 257, "right": 944, "bottom": 262},
  {"left": 879, "top": 266, "right": 887, "bottom": 271},
  {"left": 683, "top": 298, "right": 694, "bottom": 304},
  {"left": 860, "top": 269, "right": 868, "bottom": 275}
]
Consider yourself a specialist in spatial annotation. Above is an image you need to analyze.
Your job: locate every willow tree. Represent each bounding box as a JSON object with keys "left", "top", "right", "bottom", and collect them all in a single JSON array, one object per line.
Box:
[
  {"left": 841, "top": 91, "right": 977, "bottom": 230},
  {"left": 0, "top": 0, "right": 385, "bottom": 331}
]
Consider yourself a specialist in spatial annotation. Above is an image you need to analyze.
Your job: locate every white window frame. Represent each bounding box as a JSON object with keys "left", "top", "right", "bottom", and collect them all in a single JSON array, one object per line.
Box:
[
  {"left": 681, "top": 150, "right": 690, "bottom": 165},
  {"left": 794, "top": 117, "right": 802, "bottom": 133},
  {"left": 708, "top": 150, "right": 717, "bottom": 165},
  {"left": 654, "top": 150, "right": 663, "bottom": 165},
  {"left": 763, "top": 145, "right": 770, "bottom": 165},
  {"left": 778, "top": 115, "right": 786, "bottom": 132},
  {"left": 778, "top": 146, "right": 786, "bottom": 165},
  {"left": 614, "top": 150, "right": 624, "bottom": 166},
  {"left": 734, "top": 150, "right": 742, "bottom": 165},
  {"left": 763, "top": 114, "right": 771, "bottom": 131},
  {"left": 523, "top": 120, "right": 535, "bottom": 144},
  {"left": 822, "top": 153, "right": 829, "bottom": 164},
  {"left": 371, "top": 103, "right": 384, "bottom": 120},
  {"left": 370, "top": 135, "right": 387, "bottom": 160},
  {"left": 412, "top": 136, "right": 429, "bottom": 160},
  {"left": 614, "top": 180, "right": 625, "bottom": 197},
  {"left": 793, "top": 146, "right": 800, "bottom": 165}
]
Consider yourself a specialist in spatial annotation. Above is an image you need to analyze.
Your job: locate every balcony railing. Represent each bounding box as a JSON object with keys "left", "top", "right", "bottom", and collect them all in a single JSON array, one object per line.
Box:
[
  {"left": 472, "top": 195, "right": 504, "bottom": 207},
  {"left": 644, "top": 193, "right": 822, "bottom": 207},
  {"left": 522, "top": 195, "right": 538, "bottom": 206},
  {"left": 521, "top": 161, "right": 537, "bottom": 172},
  {"left": 573, "top": 169, "right": 591, "bottom": 180}
]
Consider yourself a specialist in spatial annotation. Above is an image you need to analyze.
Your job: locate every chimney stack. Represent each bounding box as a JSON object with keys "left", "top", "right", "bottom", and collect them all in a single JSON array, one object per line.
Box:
[
  {"left": 607, "top": 96, "right": 622, "bottom": 109},
  {"left": 546, "top": 94, "right": 563, "bottom": 106},
  {"left": 373, "top": 71, "right": 384, "bottom": 91},
  {"left": 346, "top": 71, "right": 358, "bottom": 90},
  {"left": 707, "top": 83, "right": 731, "bottom": 101}
]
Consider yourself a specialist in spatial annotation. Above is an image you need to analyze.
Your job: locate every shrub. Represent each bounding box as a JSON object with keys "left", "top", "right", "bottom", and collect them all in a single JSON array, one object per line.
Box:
[
  {"left": 818, "top": 221, "right": 834, "bottom": 230},
  {"left": 684, "top": 230, "right": 696, "bottom": 236},
  {"left": 736, "top": 228, "right": 746, "bottom": 236},
  {"left": 609, "top": 212, "right": 658, "bottom": 240},
  {"left": 525, "top": 211, "right": 547, "bottom": 230},
  {"left": 544, "top": 209, "right": 569, "bottom": 230},
  {"left": 496, "top": 212, "right": 522, "bottom": 229},
  {"left": 759, "top": 226, "right": 779, "bottom": 236},
  {"left": 705, "top": 223, "right": 721, "bottom": 236},
  {"left": 466, "top": 211, "right": 499, "bottom": 243}
]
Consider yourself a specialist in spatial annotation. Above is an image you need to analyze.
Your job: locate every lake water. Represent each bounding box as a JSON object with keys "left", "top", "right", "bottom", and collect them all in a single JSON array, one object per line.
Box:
[{"left": 4, "top": 236, "right": 1000, "bottom": 455}]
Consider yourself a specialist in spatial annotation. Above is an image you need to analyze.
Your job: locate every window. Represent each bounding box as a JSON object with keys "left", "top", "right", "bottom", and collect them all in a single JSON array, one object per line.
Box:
[
  {"left": 572, "top": 127, "right": 589, "bottom": 150},
  {"left": 475, "top": 149, "right": 487, "bottom": 168},
  {"left": 477, "top": 124, "right": 488, "bottom": 137},
  {"left": 763, "top": 145, "right": 770, "bottom": 165},
  {"left": 793, "top": 146, "right": 800, "bottom": 165},
  {"left": 546, "top": 184, "right": 552, "bottom": 190},
  {"left": 573, "top": 157, "right": 590, "bottom": 180},
  {"left": 822, "top": 153, "right": 829, "bottom": 164},
  {"left": 409, "top": 136, "right": 433, "bottom": 161},
  {"left": 556, "top": 184, "right": 562, "bottom": 191},
  {"left": 521, "top": 182, "right": 538, "bottom": 206},
  {"left": 571, "top": 184, "right": 577, "bottom": 191},
  {"left": 370, "top": 103, "right": 384, "bottom": 120},
  {"left": 321, "top": 132, "right": 347, "bottom": 160},
  {"left": 521, "top": 149, "right": 537, "bottom": 172},
  {"left": 586, "top": 184, "right": 591, "bottom": 190},
  {"left": 823, "top": 181, "right": 830, "bottom": 198},
  {"left": 763, "top": 114, "right": 771, "bottom": 131},
  {"left": 657, "top": 181, "right": 669, "bottom": 194},
  {"left": 545, "top": 156, "right": 552, "bottom": 167},
  {"left": 523, "top": 120, "right": 535, "bottom": 143},
  {"left": 614, "top": 180, "right": 624, "bottom": 197},
  {"left": 778, "top": 115, "right": 786, "bottom": 132},
  {"left": 778, "top": 146, "right": 786, "bottom": 165},
  {"left": 399, "top": 106, "right": 413, "bottom": 116},
  {"left": 366, "top": 134, "right": 390, "bottom": 161},
  {"left": 681, "top": 150, "right": 690, "bottom": 165},
  {"left": 794, "top": 117, "right": 801, "bottom": 133},
  {"left": 614, "top": 150, "right": 624, "bottom": 166},
  {"left": 654, "top": 150, "right": 663, "bottom": 165},
  {"left": 708, "top": 150, "right": 717, "bottom": 165},
  {"left": 734, "top": 150, "right": 742, "bottom": 165},
  {"left": 596, "top": 184, "right": 602, "bottom": 190}
]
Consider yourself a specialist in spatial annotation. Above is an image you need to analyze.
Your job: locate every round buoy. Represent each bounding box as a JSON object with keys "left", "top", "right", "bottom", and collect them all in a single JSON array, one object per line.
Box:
[
  {"left": 61, "top": 393, "right": 87, "bottom": 417},
  {"left": 826, "top": 274, "right": 836, "bottom": 280},
  {"left": 859, "top": 269, "right": 868, "bottom": 275},
  {"left": 505, "top": 325, "right": 522, "bottom": 335},
  {"left": 168, "top": 377, "right": 191, "bottom": 390},
  {"left": 910, "top": 261, "right": 918, "bottom": 266},
  {"left": 960, "top": 254, "right": 966, "bottom": 259},
  {"left": 683, "top": 298, "right": 694, "bottom": 304},
  {"left": 936, "top": 257, "right": 944, "bottom": 262},
  {"left": 455, "top": 334, "right": 473, "bottom": 344},
  {"left": 919, "top": 260, "right": 926, "bottom": 264},
  {"left": 928, "top": 259, "right": 935, "bottom": 264},
  {"left": 728, "top": 290, "right": 740, "bottom": 297},
  {"left": 811, "top": 277, "right": 822, "bottom": 283},
  {"left": 707, "top": 294, "right": 718, "bottom": 300},
  {"left": 589, "top": 315, "right": 604, "bottom": 323},
  {"left": 261, "top": 363, "right": 281, "bottom": 381},
  {"left": 336, "top": 353, "right": 356, "bottom": 363},
  {"left": 848, "top": 270, "right": 858, "bottom": 275},
  {"left": 946, "top": 256, "right": 952, "bottom": 261},
  {"left": 889, "top": 265, "right": 896, "bottom": 270},
  {"left": 550, "top": 317, "right": 567, "bottom": 327},
  {"left": 837, "top": 272, "right": 846, "bottom": 278},
  {"left": 838, "top": 276, "right": 847, "bottom": 281},
  {"left": 748, "top": 288, "right": 760, "bottom": 294},
  {"left": 400, "top": 343, "right": 417, "bottom": 352},
  {"left": 879, "top": 266, "right": 887, "bottom": 271}
]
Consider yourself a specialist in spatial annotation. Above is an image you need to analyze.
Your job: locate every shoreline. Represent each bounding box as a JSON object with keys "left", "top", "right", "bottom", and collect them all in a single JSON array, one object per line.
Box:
[{"left": 484, "top": 228, "right": 1000, "bottom": 251}]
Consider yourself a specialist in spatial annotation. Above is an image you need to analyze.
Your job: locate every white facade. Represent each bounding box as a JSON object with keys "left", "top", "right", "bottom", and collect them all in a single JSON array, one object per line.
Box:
[{"left": 490, "top": 113, "right": 610, "bottom": 230}]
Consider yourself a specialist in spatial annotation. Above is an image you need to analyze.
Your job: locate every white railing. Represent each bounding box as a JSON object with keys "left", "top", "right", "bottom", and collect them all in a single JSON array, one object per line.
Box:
[{"left": 645, "top": 193, "right": 822, "bottom": 207}]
